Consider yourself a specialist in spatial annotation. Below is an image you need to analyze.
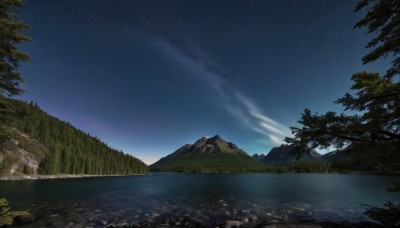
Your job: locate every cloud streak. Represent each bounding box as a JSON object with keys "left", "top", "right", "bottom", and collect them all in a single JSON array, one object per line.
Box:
[{"left": 153, "top": 37, "right": 291, "bottom": 146}]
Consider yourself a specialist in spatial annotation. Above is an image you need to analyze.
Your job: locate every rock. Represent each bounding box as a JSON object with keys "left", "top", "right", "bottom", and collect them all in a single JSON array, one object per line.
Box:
[
  {"left": 13, "top": 214, "right": 35, "bottom": 224},
  {"left": 225, "top": 220, "right": 240, "bottom": 228},
  {"left": 241, "top": 209, "right": 250, "bottom": 214},
  {"left": 249, "top": 215, "right": 258, "bottom": 222},
  {"left": 213, "top": 218, "right": 226, "bottom": 226},
  {"left": 114, "top": 222, "right": 129, "bottom": 227},
  {"left": 260, "top": 223, "right": 322, "bottom": 228},
  {"left": 130, "top": 222, "right": 139, "bottom": 227},
  {"left": 99, "top": 219, "right": 108, "bottom": 225},
  {"left": 65, "top": 222, "right": 75, "bottom": 228},
  {"left": 218, "top": 200, "right": 228, "bottom": 207},
  {"left": 50, "top": 213, "right": 59, "bottom": 217},
  {"left": 241, "top": 217, "right": 249, "bottom": 223}
]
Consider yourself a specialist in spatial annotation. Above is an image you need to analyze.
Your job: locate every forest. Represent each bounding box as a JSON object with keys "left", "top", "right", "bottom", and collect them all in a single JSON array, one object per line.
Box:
[
  {"left": 151, "top": 160, "right": 352, "bottom": 173},
  {"left": 1, "top": 97, "right": 149, "bottom": 175}
]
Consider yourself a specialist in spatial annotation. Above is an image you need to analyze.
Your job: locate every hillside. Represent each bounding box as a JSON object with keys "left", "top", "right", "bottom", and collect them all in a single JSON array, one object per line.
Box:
[
  {"left": 0, "top": 98, "right": 148, "bottom": 176},
  {"left": 322, "top": 150, "right": 352, "bottom": 162},
  {"left": 150, "top": 135, "right": 266, "bottom": 172},
  {"left": 257, "top": 145, "right": 323, "bottom": 165}
]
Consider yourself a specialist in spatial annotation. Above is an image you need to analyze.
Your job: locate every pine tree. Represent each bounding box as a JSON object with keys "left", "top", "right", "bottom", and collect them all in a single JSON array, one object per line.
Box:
[
  {"left": 285, "top": 0, "right": 400, "bottom": 170},
  {"left": 0, "top": 0, "right": 31, "bottom": 96}
]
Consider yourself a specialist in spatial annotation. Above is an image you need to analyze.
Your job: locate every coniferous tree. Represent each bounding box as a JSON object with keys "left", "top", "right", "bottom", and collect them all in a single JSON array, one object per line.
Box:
[
  {"left": 0, "top": 0, "right": 30, "bottom": 96},
  {"left": 3, "top": 98, "right": 149, "bottom": 175},
  {"left": 285, "top": 0, "right": 400, "bottom": 171},
  {"left": 284, "top": 0, "right": 400, "bottom": 224}
]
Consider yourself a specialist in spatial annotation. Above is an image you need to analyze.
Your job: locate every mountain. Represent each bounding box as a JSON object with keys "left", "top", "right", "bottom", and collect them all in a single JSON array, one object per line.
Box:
[
  {"left": 251, "top": 153, "right": 266, "bottom": 161},
  {"left": 322, "top": 150, "right": 352, "bottom": 162},
  {"left": 150, "top": 135, "right": 266, "bottom": 172},
  {"left": 259, "top": 145, "right": 323, "bottom": 165},
  {"left": 0, "top": 98, "right": 148, "bottom": 176}
]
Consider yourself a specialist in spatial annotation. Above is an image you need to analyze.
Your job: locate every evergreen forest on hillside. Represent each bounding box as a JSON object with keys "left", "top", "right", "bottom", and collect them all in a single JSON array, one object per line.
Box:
[{"left": 1, "top": 97, "right": 149, "bottom": 175}]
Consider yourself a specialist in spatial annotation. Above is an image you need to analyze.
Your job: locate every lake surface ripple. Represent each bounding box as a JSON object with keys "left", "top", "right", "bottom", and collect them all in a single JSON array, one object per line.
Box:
[{"left": 1, "top": 173, "right": 399, "bottom": 227}]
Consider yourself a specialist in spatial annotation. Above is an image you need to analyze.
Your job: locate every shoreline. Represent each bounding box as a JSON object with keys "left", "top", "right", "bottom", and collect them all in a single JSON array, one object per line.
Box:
[
  {"left": 1, "top": 171, "right": 398, "bottom": 180},
  {"left": 0, "top": 174, "right": 148, "bottom": 181}
]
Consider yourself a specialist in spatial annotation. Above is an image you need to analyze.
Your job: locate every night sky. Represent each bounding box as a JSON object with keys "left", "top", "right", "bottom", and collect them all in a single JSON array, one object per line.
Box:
[{"left": 16, "top": 0, "right": 390, "bottom": 164}]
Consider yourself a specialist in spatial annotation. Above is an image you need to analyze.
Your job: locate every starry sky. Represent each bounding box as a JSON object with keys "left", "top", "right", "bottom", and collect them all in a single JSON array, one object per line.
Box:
[{"left": 16, "top": 0, "right": 391, "bottom": 164}]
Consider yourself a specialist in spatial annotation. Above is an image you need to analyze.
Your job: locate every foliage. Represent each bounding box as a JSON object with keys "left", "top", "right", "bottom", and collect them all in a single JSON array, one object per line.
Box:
[
  {"left": 0, "top": 0, "right": 31, "bottom": 97},
  {"left": 23, "top": 165, "right": 34, "bottom": 175},
  {"left": 285, "top": 72, "right": 400, "bottom": 162},
  {"left": 285, "top": 0, "right": 400, "bottom": 224},
  {"left": 363, "top": 201, "right": 400, "bottom": 226},
  {"left": 150, "top": 153, "right": 267, "bottom": 173},
  {"left": 151, "top": 156, "right": 334, "bottom": 173},
  {"left": 0, "top": 198, "right": 29, "bottom": 226},
  {"left": 0, "top": 155, "right": 16, "bottom": 175},
  {"left": 285, "top": 0, "right": 400, "bottom": 172},
  {"left": 354, "top": 0, "right": 400, "bottom": 78},
  {"left": 1, "top": 98, "right": 149, "bottom": 175}
]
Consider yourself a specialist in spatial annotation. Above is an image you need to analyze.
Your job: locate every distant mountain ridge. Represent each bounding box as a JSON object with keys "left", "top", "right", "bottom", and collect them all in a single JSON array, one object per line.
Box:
[
  {"left": 254, "top": 144, "right": 353, "bottom": 165},
  {"left": 322, "top": 150, "right": 352, "bottom": 162},
  {"left": 258, "top": 145, "right": 323, "bottom": 165},
  {"left": 150, "top": 135, "right": 265, "bottom": 172},
  {"left": 251, "top": 153, "right": 266, "bottom": 161}
]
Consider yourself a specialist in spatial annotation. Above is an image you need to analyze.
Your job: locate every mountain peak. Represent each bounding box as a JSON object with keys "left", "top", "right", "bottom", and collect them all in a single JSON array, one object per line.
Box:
[
  {"left": 207, "top": 134, "right": 223, "bottom": 142},
  {"left": 150, "top": 135, "right": 264, "bottom": 172}
]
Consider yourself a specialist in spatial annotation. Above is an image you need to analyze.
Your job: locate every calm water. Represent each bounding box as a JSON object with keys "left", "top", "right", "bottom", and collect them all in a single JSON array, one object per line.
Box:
[{"left": 1, "top": 173, "right": 399, "bottom": 226}]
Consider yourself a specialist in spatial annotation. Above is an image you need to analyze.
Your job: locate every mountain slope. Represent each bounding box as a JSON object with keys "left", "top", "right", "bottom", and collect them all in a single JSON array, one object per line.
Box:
[
  {"left": 259, "top": 145, "right": 323, "bottom": 165},
  {"left": 251, "top": 153, "right": 266, "bottom": 161},
  {"left": 150, "top": 135, "right": 266, "bottom": 172},
  {"left": 0, "top": 98, "right": 148, "bottom": 176},
  {"left": 322, "top": 150, "right": 352, "bottom": 162}
]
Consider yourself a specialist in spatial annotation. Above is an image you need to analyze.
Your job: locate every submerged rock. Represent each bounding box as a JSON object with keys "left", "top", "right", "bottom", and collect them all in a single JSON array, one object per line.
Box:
[
  {"left": 260, "top": 223, "right": 322, "bottom": 228},
  {"left": 225, "top": 220, "right": 241, "bottom": 228},
  {"left": 13, "top": 214, "right": 36, "bottom": 224}
]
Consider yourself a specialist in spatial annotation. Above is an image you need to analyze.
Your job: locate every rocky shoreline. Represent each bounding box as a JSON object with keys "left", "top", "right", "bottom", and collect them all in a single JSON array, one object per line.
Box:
[
  {"left": 14, "top": 195, "right": 381, "bottom": 228},
  {"left": 15, "top": 214, "right": 381, "bottom": 228},
  {"left": 80, "top": 218, "right": 381, "bottom": 228},
  {"left": 0, "top": 174, "right": 146, "bottom": 181}
]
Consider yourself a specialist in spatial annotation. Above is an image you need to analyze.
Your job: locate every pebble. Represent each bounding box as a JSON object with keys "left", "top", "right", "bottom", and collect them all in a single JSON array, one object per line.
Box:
[
  {"left": 65, "top": 222, "right": 75, "bottom": 227},
  {"left": 20, "top": 195, "right": 368, "bottom": 227},
  {"left": 13, "top": 214, "right": 36, "bottom": 224},
  {"left": 249, "top": 215, "right": 258, "bottom": 222},
  {"left": 225, "top": 220, "right": 241, "bottom": 228},
  {"left": 114, "top": 222, "right": 129, "bottom": 227},
  {"left": 242, "top": 209, "right": 251, "bottom": 214}
]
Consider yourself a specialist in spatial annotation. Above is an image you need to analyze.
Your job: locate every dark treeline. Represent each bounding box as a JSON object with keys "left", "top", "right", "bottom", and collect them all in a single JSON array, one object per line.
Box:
[
  {"left": 3, "top": 98, "right": 149, "bottom": 175},
  {"left": 151, "top": 161, "right": 336, "bottom": 173}
]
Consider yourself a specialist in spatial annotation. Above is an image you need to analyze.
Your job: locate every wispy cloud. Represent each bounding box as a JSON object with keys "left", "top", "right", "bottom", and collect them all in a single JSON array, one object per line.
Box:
[{"left": 153, "top": 37, "right": 291, "bottom": 146}]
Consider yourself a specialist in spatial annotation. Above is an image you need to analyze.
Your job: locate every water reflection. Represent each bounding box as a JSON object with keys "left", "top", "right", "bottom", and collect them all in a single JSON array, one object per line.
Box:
[{"left": 0, "top": 173, "right": 399, "bottom": 226}]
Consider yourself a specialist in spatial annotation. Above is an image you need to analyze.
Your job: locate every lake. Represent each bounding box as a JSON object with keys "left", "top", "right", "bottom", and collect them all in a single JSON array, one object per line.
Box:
[{"left": 1, "top": 173, "right": 399, "bottom": 227}]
